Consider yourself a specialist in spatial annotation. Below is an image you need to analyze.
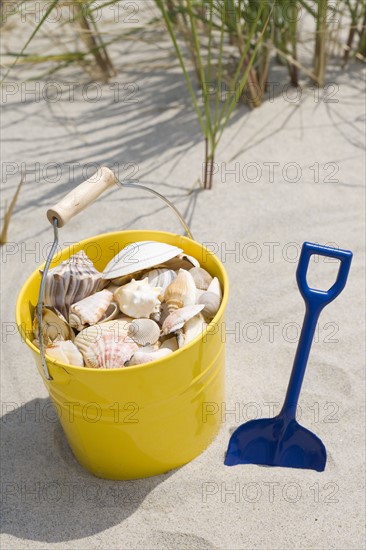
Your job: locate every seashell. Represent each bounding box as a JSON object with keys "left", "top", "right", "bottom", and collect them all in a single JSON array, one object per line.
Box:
[
  {"left": 162, "top": 304, "right": 204, "bottom": 335},
  {"left": 114, "top": 278, "right": 161, "bottom": 318},
  {"left": 184, "top": 313, "right": 207, "bottom": 345},
  {"left": 164, "top": 269, "right": 197, "bottom": 313},
  {"left": 43, "top": 251, "right": 105, "bottom": 318},
  {"left": 160, "top": 335, "right": 179, "bottom": 352},
  {"left": 76, "top": 331, "right": 138, "bottom": 369},
  {"left": 69, "top": 289, "right": 114, "bottom": 331},
  {"left": 189, "top": 267, "right": 213, "bottom": 291},
  {"left": 45, "top": 340, "right": 84, "bottom": 367},
  {"left": 74, "top": 317, "right": 133, "bottom": 348},
  {"left": 33, "top": 306, "right": 74, "bottom": 346},
  {"left": 147, "top": 268, "right": 176, "bottom": 295},
  {"left": 110, "top": 270, "right": 148, "bottom": 287},
  {"left": 162, "top": 253, "right": 200, "bottom": 271},
  {"left": 127, "top": 346, "right": 172, "bottom": 366},
  {"left": 127, "top": 318, "right": 160, "bottom": 346},
  {"left": 196, "top": 288, "right": 205, "bottom": 302},
  {"left": 198, "top": 277, "right": 222, "bottom": 319},
  {"left": 102, "top": 241, "right": 183, "bottom": 280}
]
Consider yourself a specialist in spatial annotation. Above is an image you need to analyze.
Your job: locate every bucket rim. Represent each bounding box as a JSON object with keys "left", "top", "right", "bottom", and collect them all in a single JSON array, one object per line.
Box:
[{"left": 16, "top": 229, "right": 229, "bottom": 375}]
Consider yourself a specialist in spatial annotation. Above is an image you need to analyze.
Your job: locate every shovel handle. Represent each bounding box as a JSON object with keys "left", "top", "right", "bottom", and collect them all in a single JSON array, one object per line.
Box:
[
  {"left": 47, "top": 167, "right": 116, "bottom": 227},
  {"left": 297, "top": 242, "right": 352, "bottom": 310}
]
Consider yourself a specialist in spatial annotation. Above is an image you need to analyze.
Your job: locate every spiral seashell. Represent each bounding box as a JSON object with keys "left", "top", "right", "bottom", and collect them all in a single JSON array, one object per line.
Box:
[
  {"left": 189, "top": 267, "right": 213, "bottom": 291},
  {"left": 102, "top": 241, "right": 183, "bottom": 280},
  {"left": 162, "top": 253, "right": 200, "bottom": 271},
  {"left": 45, "top": 340, "right": 84, "bottom": 367},
  {"left": 162, "top": 304, "right": 204, "bottom": 335},
  {"left": 127, "top": 346, "right": 172, "bottom": 366},
  {"left": 114, "top": 278, "right": 161, "bottom": 318},
  {"left": 198, "top": 277, "right": 222, "bottom": 320},
  {"left": 146, "top": 268, "right": 176, "bottom": 295},
  {"left": 43, "top": 251, "right": 105, "bottom": 318},
  {"left": 164, "top": 269, "right": 197, "bottom": 313},
  {"left": 69, "top": 289, "right": 114, "bottom": 331},
  {"left": 33, "top": 306, "right": 74, "bottom": 346},
  {"left": 76, "top": 331, "right": 138, "bottom": 369},
  {"left": 127, "top": 318, "right": 161, "bottom": 346},
  {"left": 74, "top": 318, "right": 133, "bottom": 348}
]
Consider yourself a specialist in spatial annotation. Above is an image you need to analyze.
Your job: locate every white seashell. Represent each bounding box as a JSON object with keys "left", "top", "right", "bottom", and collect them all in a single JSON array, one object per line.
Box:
[
  {"left": 42, "top": 251, "right": 105, "bottom": 318},
  {"left": 33, "top": 306, "right": 74, "bottom": 346},
  {"left": 114, "top": 278, "right": 161, "bottom": 318},
  {"left": 164, "top": 269, "right": 197, "bottom": 313},
  {"left": 127, "top": 346, "right": 172, "bottom": 366},
  {"left": 184, "top": 313, "right": 207, "bottom": 345},
  {"left": 74, "top": 318, "right": 133, "bottom": 348},
  {"left": 45, "top": 340, "right": 84, "bottom": 367},
  {"left": 196, "top": 288, "right": 205, "bottom": 302},
  {"left": 189, "top": 267, "right": 213, "bottom": 290},
  {"left": 102, "top": 241, "right": 183, "bottom": 280},
  {"left": 147, "top": 268, "right": 176, "bottom": 295},
  {"left": 76, "top": 331, "right": 138, "bottom": 369},
  {"left": 160, "top": 336, "right": 179, "bottom": 352},
  {"left": 163, "top": 253, "right": 200, "bottom": 270},
  {"left": 162, "top": 304, "right": 205, "bottom": 335},
  {"left": 69, "top": 289, "right": 114, "bottom": 331},
  {"left": 127, "top": 318, "right": 161, "bottom": 346},
  {"left": 198, "top": 277, "right": 222, "bottom": 319}
]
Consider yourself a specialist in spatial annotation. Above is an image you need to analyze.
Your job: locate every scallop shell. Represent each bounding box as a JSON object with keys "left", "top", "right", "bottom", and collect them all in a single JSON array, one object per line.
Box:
[
  {"left": 127, "top": 318, "right": 161, "bottom": 346},
  {"left": 147, "top": 268, "right": 176, "bottom": 295},
  {"left": 43, "top": 251, "right": 105, "bottom": 318},
  {"left": 74, "top": 317, "right": 133, "bottom": 348},
  {"left": 114, "top": 278, "right": 161, "bottom": 318},
  {"left": 164, "top": 269, "right": 197, "bottom": 313},
  {"left": 69, "top": 289, "right": 114, "bottom": 331},
  {"left": 184, "top": 313, "right": 207, "bottom": 345},
  {"left": 76, "top": 331, "right": 138, "bottom": 369},
  {"left": 163, "top": 253, "right": 200, "bottom": 270},
  {"left": 102, "top": 241, "right": 183, "bottom": 280},
  {"left": 33, "top": 306, "right": 74, "bottom": 346},
  {"left": 127, "top": 346, "right": 172, "bottom": 366},
  {"left": 189, "top": 267, "right": 213, "bottom": 291},
  {"left": 162, "top": 304, "right": 205, "bottom": 335},
  {"left": 45, "top": 340, "right": 84, "bottom": 367},
  {"left": 198, "top": 277, "right": 222, "bottom": 319}
]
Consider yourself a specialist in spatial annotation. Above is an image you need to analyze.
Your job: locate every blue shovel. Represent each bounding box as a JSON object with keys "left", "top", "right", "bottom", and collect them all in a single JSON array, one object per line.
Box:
[{"left": 225, "top": 242, "right": 352, "bottom": 472}]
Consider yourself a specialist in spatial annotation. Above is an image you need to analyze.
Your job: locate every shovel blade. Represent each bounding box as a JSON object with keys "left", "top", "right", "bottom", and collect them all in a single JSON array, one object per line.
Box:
[{"left": 224, "top": 417, "right": 326, "bottom": 472}]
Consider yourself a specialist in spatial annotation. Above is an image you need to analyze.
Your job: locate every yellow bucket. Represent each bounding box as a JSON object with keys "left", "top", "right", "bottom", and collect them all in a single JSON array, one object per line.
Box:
[{"left": 16, "top": 170, "right": 229, "bottom": 480}]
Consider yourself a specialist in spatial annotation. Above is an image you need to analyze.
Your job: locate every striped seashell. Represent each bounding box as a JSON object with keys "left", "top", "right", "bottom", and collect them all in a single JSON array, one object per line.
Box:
[
  {"left": 147, "top": 268, "right": 176, "bottom": 295},
  {"left": 164, "top": 269, "right": 197, "bottom": 313},
  {"left": 42, "top": 251, "right": 105, "bottom": 319},
  {"left": 45, "top": 340, "right": 84, "bottom": 367},
  {"left": 102, "top": 241, "right": 183, "bottom": 280},
  {"left": 189, "top": 267, "right": 213, "bottom": 291},
  {"left": 76, "top": 331, "right": 138, "bottom": 369},
  {"left": 127, "top": 318, "right": 161, "bottom": 346},
  {"left": 162, "top": 304, "right": 205, "bottom": 335},
  {"left": 69, "top": 289, "right": 114, "bottom": 331}
]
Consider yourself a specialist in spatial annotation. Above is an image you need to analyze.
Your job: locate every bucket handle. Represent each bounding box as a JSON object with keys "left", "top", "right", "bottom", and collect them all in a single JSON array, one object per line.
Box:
[{"left": 37, "top": 167, "right": 194, "bottom": 381}]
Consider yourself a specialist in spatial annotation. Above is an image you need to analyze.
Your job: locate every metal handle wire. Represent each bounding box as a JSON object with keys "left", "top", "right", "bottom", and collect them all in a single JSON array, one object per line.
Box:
[{"left": 37, "top": 181, "right": 194, "bottom": 381}]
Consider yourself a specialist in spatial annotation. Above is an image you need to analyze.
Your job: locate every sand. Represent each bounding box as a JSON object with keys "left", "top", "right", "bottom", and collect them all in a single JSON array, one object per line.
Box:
[{"left": 1, "top": 31, "right": 365, "bottom": 550}]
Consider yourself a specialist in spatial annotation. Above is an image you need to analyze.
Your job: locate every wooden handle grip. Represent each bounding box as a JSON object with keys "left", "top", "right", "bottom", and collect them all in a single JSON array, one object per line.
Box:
[{"left": 47, "top": 167, "right": 117, "bottom": 227}]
